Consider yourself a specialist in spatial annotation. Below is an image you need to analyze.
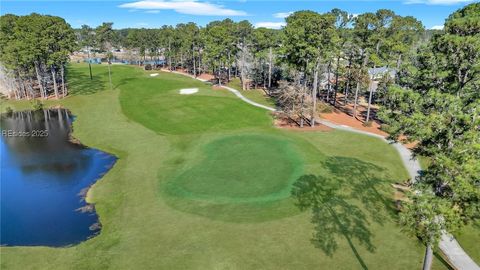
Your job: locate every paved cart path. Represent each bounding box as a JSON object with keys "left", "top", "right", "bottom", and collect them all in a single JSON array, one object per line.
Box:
[
  {"left": 165, "top": 69, "right": 480, "bottom": 270},
  {"left": 316, "top": 119, "right": 479, "bottom": 270}
]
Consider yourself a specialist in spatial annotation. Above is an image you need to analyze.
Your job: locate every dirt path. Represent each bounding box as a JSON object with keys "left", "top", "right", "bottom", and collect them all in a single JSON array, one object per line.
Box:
[{"left": 163, "top": 69, "right": 480, "bottom": 270}]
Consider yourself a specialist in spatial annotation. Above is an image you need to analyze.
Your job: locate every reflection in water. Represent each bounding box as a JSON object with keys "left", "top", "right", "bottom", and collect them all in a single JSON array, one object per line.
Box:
[{"left": 0, "top": 109, "right": 117, "bottom": 246}]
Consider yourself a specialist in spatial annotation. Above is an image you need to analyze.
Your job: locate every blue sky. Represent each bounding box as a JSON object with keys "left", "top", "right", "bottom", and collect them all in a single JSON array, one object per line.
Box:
[{"left": 1, "top": 0, "right": 476, "bottom": 30}]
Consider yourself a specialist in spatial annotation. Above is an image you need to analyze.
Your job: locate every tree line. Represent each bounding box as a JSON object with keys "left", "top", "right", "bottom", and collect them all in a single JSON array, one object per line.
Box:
[
  {"left": 1, "top": 9, "right": 426, "bottom": 111},
  {"left": 0, "top": 13, "right": 76, "bottom": 99},
  {"left": 75, "top": 8, "right": 429, "bottom": 127},
  {"left": 379, "top": 4, "right": 479, "bottom": 269}
]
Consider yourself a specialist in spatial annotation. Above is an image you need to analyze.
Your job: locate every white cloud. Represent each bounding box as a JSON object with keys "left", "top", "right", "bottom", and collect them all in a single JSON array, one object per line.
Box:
[
  {"left": 404, "top": 0, "right": 473, "bottom": 5},
  {"left": 254, "top": 22, "right": 286, "bottom": 29},
  {"left": 273, "top": 11, "right": 293, "bottom": 18},
  {"left": 351, "top": 13, "right": 359, "bottom": 18},
  {"left": 119, "top": 0, "right": 247, "bottom": 16},
  {"left": 430, "top": 25, "right": 444, "bottom": 30},
  {"left": 145, "top": 10, "right": 160, "bottom": 14}
]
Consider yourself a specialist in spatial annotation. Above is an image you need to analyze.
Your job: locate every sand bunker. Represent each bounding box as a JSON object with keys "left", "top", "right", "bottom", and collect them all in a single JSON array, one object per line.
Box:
[
  {"left": 150, "top": 73, "right": 159, "bottom": 77},
  {"left": 179, "top": 88, "right": 198, "bottom": 95}
]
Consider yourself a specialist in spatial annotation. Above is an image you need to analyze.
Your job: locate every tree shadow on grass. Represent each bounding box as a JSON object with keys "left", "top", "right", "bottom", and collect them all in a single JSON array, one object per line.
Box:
[
  {"left": 291, "top": 157, "right": 397, "bottom": 270},
  {"left": 67, "top": 67, "right": 138, "bottom": 96},
  {"left": 67, "top": 67, "right": 107, "bottom": 96},
  {"left": 323, "top": 157, "right": 398, "bottom": 224},
  {"left": 292, "top": 174, "right": 373, "bottom": 270}
]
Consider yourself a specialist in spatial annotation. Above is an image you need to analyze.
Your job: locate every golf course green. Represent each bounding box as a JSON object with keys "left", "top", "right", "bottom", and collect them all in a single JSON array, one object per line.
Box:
[
  {"left": 166, "top": 134, "right": 303, "bottom": 202},
  {"left": 0, "top": 64, "right": 454, "bottom": 269}
]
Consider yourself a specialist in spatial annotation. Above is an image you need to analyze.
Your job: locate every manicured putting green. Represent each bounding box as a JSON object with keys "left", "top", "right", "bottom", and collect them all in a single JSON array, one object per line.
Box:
[
  {"left": 166, "top": 134, "right": 303, "bottom": 203},
  {"left": 120, "top": 76, "right": 272, "bottom": 135}
]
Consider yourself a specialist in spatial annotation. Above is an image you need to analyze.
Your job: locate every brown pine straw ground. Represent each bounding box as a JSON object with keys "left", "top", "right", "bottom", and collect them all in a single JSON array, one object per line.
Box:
[{"left": 319, "top": 94, "right": 418, "bottom": 149}]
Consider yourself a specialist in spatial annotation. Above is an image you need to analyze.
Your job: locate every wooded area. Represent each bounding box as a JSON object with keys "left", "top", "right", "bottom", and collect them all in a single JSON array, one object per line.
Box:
[
  {"left": 0, "top": 14, "right": 76, "bottom": 99},
  {"left": 379, "top": 4, "right": 479, "bottom": 268},
  {"left": 73, "top": 9, "right": 427, "bottom": 127}
]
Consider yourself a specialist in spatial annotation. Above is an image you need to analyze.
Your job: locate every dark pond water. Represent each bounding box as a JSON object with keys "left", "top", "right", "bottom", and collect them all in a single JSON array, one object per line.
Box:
[{"left": 0, "top": 109, "right": 116, "bottom": 246}]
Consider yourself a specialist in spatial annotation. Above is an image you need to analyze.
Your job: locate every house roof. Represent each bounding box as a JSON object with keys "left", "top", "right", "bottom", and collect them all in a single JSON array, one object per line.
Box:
[{"left": 368, "top": 66, "right": 396, "bottom": 79}]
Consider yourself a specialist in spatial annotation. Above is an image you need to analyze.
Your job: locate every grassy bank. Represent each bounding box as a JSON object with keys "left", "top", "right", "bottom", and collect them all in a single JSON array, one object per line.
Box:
[
  {"left": 1, "top": 63, "right": 452, "bottom": 269},
  {"left": 226, "top": 78, "right": 276, "bottom": 108},
  {"left": 454, "top": 223, "right": 480, "bottom": 264}
]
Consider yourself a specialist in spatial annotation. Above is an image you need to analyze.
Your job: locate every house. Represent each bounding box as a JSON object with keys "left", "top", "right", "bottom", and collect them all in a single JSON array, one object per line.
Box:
[
  {"left": 319, "top": 72, "right": 337, "bottom": 89},
  {"left": 368, "top": 66, "right": 396, "bottom": 80},
  {"left": 368, "top": 66, "right": 396, "bottom": 92}
]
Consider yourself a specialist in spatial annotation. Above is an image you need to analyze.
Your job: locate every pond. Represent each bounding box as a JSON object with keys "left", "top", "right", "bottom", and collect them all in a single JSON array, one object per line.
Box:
[{"left": 0, "top": 109, "right": 116, "bottom": 246}]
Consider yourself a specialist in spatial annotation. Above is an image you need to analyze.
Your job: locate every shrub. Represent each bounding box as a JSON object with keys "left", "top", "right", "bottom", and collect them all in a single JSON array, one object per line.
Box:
[
  {"left": 4, "top": 106, "right": 13, "bottom": 116},
  {"left": 31, "top": 99, "right": 43, "bottom": 111}
]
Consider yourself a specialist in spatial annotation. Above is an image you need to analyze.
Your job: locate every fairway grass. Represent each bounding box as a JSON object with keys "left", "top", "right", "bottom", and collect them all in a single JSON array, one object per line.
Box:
[
  {"left": 0, "top": 64, "right": 452, "bottom": 269},
  {"left": 119, "top": 73, "right": 272, "bottom": 135}
]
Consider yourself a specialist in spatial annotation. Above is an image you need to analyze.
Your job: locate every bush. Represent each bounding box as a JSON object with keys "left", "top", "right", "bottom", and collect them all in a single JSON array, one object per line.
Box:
[
  {"left": 144, "top": 64, "right": 152, "bottom": 70},
  {"left": 380, "top": 124, "right": 390, "bottom": 132},
  {"left": 4, "top": 106, "right": 13, "bottom": 116},
  {"left": 31, "top": 99, "right": 43, "bottom": 111}
]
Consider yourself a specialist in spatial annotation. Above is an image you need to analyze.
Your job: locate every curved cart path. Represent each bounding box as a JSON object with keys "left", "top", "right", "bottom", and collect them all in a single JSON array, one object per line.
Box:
[
  {"left": 162, "top": 70, "right": 276, "bottom": 111},
  {"left": 164, "top": 69, "right": 480, "bottom": 270},
  {"left": 317, "top": 119, "right": 479, "bottom": 270},
  {"left": 221, "top": 86, "right": 276, "bottom": 112}
]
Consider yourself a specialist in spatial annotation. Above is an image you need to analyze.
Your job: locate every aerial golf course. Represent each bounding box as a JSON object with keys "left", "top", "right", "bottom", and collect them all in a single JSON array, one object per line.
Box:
[{"left": 1, "top": 64, "right": 460, "bottom": 269}]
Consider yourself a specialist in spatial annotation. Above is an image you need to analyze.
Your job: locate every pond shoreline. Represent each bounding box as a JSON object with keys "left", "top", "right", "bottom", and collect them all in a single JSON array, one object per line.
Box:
[{"left": 0, "top": 107, "right": 118, "bottom": 247}]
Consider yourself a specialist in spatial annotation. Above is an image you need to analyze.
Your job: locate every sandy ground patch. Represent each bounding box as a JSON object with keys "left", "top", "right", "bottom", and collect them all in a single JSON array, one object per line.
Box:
[{"left": 179, "top": 88, "right": 198, "bottom": 95}]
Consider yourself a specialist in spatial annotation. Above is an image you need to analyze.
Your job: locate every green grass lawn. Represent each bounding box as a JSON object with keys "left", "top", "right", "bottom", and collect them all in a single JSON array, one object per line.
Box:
[
  {"left": 454, "top": 223, "right": 480, "bottom": 264},
  {"left": 167, "top": 134, "right": 303, "bottom": 202},
  {"left": 227, "top": 78, "right": 276, "bottom": 108},
  {"left": 418, "top": 155, "right": 432, "bottom": 170},
  {"left": 119, "top": 73, "right": 273, "bottom": 135},
  {"left": 0, "top": 63, "right": 453, "bottom": 269}
]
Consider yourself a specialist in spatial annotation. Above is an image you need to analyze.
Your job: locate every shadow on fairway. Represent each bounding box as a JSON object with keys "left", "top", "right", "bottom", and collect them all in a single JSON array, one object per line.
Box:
[
  {"left": 291, "top": 157, "right": 395, "bottom": 270},
  {"left": 324, "top": 157, "right": 397, "bottom": 224},
  {"left": 67, "top": 67, "right": 107, "bottom": 95}
]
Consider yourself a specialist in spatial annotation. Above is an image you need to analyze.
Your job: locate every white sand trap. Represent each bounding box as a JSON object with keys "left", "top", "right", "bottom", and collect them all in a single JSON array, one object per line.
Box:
[
  {"left": 179, "top": 88, "right": 198, "bottom": 95},
  {"left": 150, "top": 73, "right": 159, "bottom": 77}
]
